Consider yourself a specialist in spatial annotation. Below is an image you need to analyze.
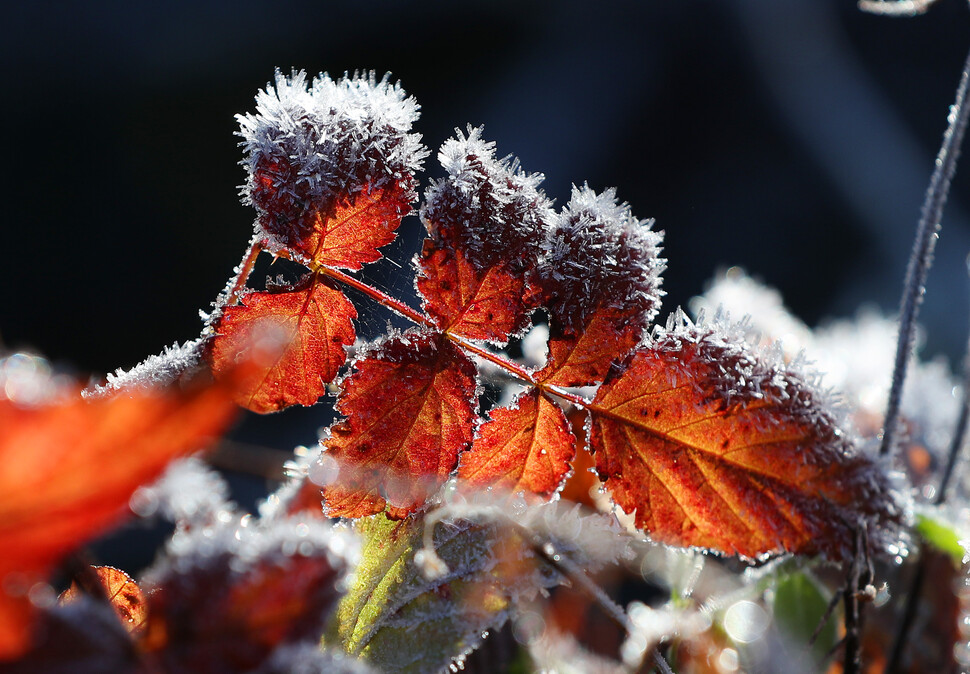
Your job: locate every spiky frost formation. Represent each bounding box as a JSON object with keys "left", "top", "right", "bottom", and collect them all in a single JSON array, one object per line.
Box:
[
  {"left": 237, "top": 69, "right": 427, "bottom": 249},
  {"left": 421, "top": 126, "right": 554, "bottom": 270},
  {"left": 540, "top": 184, "right": 665, "bottom": 334},
  {"left": 86, "top": 340, "right": 204, "bottom": 398}
]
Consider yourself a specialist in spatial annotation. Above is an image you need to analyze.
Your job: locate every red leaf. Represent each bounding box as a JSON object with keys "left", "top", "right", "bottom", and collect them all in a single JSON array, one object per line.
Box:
[
  {"left": 0, "top": 379, "right": 236, "bottom": 659},
  {"left": 539, "top": 307, "right": 643, "bottom": 387},
  {"left": 206, "top": 273, "right": 356, "bottom": 414},
  {"left": 321, "top": 330, "right": 478, "bottom": 519},
  {"left": 141, "top": 519, "right": 349, "bottom": 672},
  {"left": 459, "top": 389, "right": 575, "bottom": 499},
  {"left": 417, "top": 241, "right": 537, "bottom": 345},
  {"left": 59, "top": 566, "right": 147, "bottom": 636},
  {"left": 588, "top": 327, "right": 898, "bottom": 560},
  {"left": 289, "top": 185, "right": 413, "bottom": 270}
]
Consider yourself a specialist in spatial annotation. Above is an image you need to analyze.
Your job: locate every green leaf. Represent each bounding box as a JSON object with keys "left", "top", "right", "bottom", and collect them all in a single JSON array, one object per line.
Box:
[
  {"left": 326, "top": 512, "right": 557, "bottom": 674},
  {"left": 771, "top": 571, "right": 836, "bottom": 668},
  {"left": 915, "top": 513, "right": 965, "bottom": 568}
]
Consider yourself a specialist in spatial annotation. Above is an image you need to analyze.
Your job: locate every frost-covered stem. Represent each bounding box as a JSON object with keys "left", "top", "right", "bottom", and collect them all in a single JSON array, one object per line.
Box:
[
  {"left": 224, "top": 235, "right": 264, "bottom": 309},
  {"left": 301, "top": 262, "right": 600, "bottom": 409},
  {"left": 885, "top": 273, "right": 970, "bottom": 673},
  {"left": 880, "top": 42, "right": 970, "bottom": 458},
  {"left": 857, "top": 0, "right": 941, "bottom": 15}
]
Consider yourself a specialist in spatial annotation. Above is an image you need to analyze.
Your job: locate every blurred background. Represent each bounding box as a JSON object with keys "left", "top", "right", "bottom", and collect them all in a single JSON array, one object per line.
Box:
[{"left": 3, "top": 1, "right": 970, "bottom": 521}]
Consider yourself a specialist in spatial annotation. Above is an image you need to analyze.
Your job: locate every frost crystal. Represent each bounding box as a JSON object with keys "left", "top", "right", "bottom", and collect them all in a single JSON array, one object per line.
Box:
[
  {"left": 237, "top": 69, "right": 427, "bottom": 250},
  {"left": 421, "top": 126, "right": 554, "bottom": 269},
  {"left": 131, "top": 456, "right": 232, "bottom": 525},
  {"left": 87, "top": 339, "right": 204, "bottom": 397},
  {"left": 539, "top": 184, "right": 665, "bottom": 334}
]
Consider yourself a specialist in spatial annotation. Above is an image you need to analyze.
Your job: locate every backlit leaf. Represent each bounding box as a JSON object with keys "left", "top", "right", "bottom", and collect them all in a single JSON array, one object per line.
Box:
[
  {"left": 458, "top": 389, "right": 575, "bottom": 499},
  {"left": 282, "top": 186, "right": 414, "bottom": 270},
  {"left": 0, "top": 370, "right": 237, "bottom": 659},
  {"left": 539, "top": 307, "right": 644, "bottom": 387},
  {"left": 206, "top": 273, "right": 356, "bottom": 414},
  {"left": 589, "top": 321, "right": 898, "bottom": 560},
  {"left": 59, "top": 566, "right": 147, "bottom": 636},
  {"left": 239, "top": 70, "right": 426, "bottom": 270},
  {"left": 321, "top": 330, "right": 478, "bottom": 519},
  {"left": 417, "top": 242, "right": 536, "bottom": 345}
]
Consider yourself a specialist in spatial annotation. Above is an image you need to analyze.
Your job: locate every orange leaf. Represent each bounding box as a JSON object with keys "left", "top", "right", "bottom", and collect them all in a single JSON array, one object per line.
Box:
[
  {"left": 0, "top": 378, "right": 236, "bottom": 659},
  {"left": 589, "top": 326, "right": 897, "bottom": 560},
  {"left": 417, "top": 241, "right": 536, "bottom": 345},
  {"left": 459, "top": 389, "right": 575, "bottom": 499},
  {"left": 206, "top": 273, "right": 356, "bottom": 414},
  {"left": 539, "top": 308, "right": 644, "bottom": 387},
  {"left": 321, "top": 330, "right": 478, "bottom": 519},
  {"left": 59, "top": 566, "right": 147, "bottom": 635},
  {"left": 292, "top": 186, "right": 412, "bottom": 270}
]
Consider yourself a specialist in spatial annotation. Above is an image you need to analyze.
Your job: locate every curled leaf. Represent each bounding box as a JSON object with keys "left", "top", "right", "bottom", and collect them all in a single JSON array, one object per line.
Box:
[{"left": 238, "top": 70, "right": 426, "bottom": 269}]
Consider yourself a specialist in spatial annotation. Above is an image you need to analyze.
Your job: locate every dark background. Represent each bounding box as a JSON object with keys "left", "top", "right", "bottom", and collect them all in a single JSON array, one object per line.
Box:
[{"left": 3, "top": 1, "right": 970, "bottom": 460}]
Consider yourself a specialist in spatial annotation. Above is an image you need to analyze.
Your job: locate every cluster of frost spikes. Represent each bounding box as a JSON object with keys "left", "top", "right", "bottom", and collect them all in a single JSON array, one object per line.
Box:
[
  {"left": 86, "top": 339, "right": 204, "bottom": 397},
  {"left": 421, "top": 126, "right": 555, "bottom": 270},
  {"left": 539, "top": 184, "right": 665, "bottom": 334},
  {"left": 237, "top": 69, "right": 427, "bottom": 249}
]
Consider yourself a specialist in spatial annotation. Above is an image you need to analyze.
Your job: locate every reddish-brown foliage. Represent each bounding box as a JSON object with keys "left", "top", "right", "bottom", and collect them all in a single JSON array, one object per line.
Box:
[
  {"left": 417, "top": 242, "right": 536, "bottom": 345},
  {"left": 206, "top": 274, "right": 356, "bottom": 413},
  {"left": 539, "top": 308, "right": 644, "bottom": 387},
  {"left": 291, "top": 187, "right": 412, "bottom": 270},
  {"left": 0, "top": 382, "right": 236, "bottom": 659},
  {"left": 142, "top": 542, "right": 343, "bottom": 672},
  {"left": 589, "top": 341, "right": 896, "bottom": 560},
  {"left": 60, "top": 566, "right": 147, "bottom": 636},
  {"left": 459, "top": 389, "right": 575, "bottom": 499},
  {"left": 320, "top": 331, "right": 478, "bottom": 519}
]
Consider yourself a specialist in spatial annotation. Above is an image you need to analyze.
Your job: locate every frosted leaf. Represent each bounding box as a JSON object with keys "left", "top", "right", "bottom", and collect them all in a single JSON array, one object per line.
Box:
[
  {"left": 329, "top": 511, "right": 575, "bottom": 674},
  {"left": 636, "top": 310, "right": 903, "bottom": 558},
  {"left": 237, "top": 69, "right": 427, "bottom": 252},
  {"left": 142, "top": 514, "right": 359, "bottom": 672},
  {"left": 539, "top": 184, "right": 665, "bottom": 335},
  {"left": 86, "top": 340, "right": 204, "bottom": 397},
  {"left": 421, "top": 126, "right": 554, "bottom": 270},
  {"left": 131, "top": 456, "right": 232, "bottom": 526}
]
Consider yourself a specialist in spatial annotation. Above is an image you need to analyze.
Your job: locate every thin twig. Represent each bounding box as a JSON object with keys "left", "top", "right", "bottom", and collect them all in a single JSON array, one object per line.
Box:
[
  {"left": 885, "top": 260, "right": 970, "bottom": 673},
  {"left": 880, "top": 42, "right": 970, "bottom": 458}
]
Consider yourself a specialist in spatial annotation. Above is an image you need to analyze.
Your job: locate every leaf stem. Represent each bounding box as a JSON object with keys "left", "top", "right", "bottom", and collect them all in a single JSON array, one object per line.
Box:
[
  {"left": 880, "top": 41, "right": 970, "bottom": 458},
  {"left": 884, "top": 258, "right": 970, "bottom": 673}
]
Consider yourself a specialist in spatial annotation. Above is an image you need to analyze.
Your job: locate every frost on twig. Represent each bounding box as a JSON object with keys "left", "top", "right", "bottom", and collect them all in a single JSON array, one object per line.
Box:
[{"left": 85, "top": 339, "right": 204, "bottom": 397}]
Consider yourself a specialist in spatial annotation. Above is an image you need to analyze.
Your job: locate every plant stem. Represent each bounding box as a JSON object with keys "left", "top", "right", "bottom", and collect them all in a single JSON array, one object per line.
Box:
[
  {"left": 880, "top": 41, "right": 970, "bottom": 458},
  {"left": 884, "top": 260, "right": 970, "bottom": 673}
]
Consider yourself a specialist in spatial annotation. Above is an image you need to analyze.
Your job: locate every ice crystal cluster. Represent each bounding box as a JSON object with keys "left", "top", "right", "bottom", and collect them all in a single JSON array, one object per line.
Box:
[
  {"left": 540, "top": 184, "right": 665, "bottom": 334},
  {"left": 237, "top": 70, "right": 427, "bottom": 250},
  {"left": 421, "top": 126, "right": 554, "bottom": 269}
]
